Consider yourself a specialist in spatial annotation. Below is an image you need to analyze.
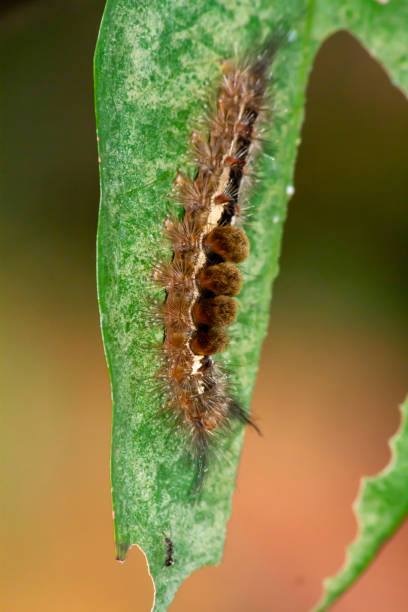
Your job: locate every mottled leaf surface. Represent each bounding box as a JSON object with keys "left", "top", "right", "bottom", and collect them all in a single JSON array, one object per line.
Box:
[{"left": 94, "top": 1, "right": 407, "bottom": 610}]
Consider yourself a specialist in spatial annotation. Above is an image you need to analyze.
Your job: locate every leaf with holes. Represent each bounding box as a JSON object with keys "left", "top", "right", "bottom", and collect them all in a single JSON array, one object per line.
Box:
[
  {"left": 94, "top": 1, "right": 408, "bottom": 610},
  {"left": 312, "top": 397, "right": 408, "bottom": 612}
]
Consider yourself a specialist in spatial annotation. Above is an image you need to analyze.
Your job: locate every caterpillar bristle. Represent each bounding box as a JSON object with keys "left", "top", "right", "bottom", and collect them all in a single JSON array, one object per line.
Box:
[
  {"left": 191, "top": 427, "right": 210, "bottom": 494},
  {"left": 229, "top": 399, "right": 262, "bottom": 436}
]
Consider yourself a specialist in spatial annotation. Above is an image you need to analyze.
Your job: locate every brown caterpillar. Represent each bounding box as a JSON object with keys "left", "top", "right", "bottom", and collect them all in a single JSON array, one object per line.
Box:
[{"left": 155, "top": 44, "right": 277, "bottom": 487}]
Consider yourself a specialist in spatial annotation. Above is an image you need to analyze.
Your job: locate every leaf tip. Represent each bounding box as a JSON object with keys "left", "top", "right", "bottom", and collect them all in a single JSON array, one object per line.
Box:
[{"left": 115, "top": 540, "right": 130, "bottom": 562}]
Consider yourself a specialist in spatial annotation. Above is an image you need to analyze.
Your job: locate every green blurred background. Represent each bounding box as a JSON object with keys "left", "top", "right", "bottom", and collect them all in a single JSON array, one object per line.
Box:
[{"left": 2, "top": 2, "right": 407, "bottom": 611}]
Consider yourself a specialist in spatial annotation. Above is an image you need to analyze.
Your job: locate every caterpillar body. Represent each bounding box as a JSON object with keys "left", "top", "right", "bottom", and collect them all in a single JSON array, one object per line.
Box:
[{"left": 155, "top": 46, "right": 276, "bottom": 487}]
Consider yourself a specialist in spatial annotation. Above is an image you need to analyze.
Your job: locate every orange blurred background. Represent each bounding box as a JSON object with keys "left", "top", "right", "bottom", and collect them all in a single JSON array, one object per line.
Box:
[{"left": 2, "top": 2, "right": 407, "bottom": 611}]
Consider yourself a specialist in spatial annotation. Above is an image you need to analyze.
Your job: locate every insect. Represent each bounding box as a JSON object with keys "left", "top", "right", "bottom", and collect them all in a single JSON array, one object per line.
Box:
[
  {"left": 163, "top": 534, "right": 175, "bottom": 567},
  {"left": 155, "top": 39, "right": 278, "bottom": 488}
]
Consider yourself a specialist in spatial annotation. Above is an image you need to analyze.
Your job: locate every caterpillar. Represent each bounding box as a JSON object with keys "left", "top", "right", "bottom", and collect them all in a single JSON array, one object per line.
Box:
[{"left": 155, "top": 42, "right": 277, "bottom": 488}]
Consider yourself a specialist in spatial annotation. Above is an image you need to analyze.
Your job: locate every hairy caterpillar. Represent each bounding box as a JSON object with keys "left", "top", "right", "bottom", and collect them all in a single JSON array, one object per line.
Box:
[{"left": 155, "top": 42, "right": 278, "bottom": 488}]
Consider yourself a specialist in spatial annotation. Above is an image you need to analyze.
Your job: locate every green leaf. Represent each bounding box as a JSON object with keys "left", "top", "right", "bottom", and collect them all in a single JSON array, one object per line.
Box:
[
  {"left": 94, "top": 1, "right": 407, "bottom": 610},
  {"left": 306, "top": 3, "right": 408, "bottom": 610},
  {"left": 312, "top": 397, "right": 408, "bottom": 612}
]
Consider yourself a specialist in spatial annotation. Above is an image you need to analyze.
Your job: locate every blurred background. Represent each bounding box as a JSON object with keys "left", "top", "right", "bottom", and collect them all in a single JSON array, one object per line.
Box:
[{"left": 2, "top": 1, "right": 407, "bottom": 611}]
